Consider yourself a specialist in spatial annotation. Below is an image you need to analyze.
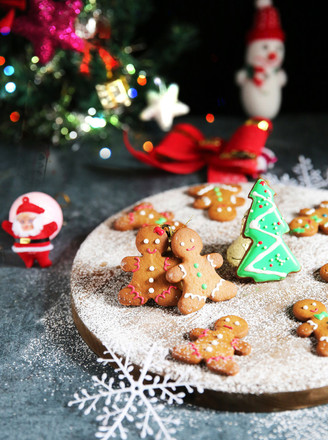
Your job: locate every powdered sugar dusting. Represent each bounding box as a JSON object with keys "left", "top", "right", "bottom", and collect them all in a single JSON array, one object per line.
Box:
[{"left": 71, "top": 183, "right": 328, "bottom": 396}]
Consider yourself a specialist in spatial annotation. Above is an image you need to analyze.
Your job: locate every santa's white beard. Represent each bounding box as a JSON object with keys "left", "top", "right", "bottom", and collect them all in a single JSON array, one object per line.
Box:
[{"left": 12, "top": 214, "right": 44, "bottom": 237}]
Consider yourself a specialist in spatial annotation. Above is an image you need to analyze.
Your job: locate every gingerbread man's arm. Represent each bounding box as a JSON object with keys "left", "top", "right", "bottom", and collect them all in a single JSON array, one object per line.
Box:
[
  {"left": 234, "top": 196, "right": 246, "bottom": 207},
  {"left": 297, "top": 322, "right": 314, "bottom": 338},
  {"left": 193, "top": 197, "right": 212, "bottom": 209},
  {"left": 1, "top": 220, "right": 14, "bottom": 237},
  {"left": 205, "top": 253, "right": 223, "bottom": 269},
  {"left": 166, "top": 265, "right": 185, "bottom": 283},
  {"left": 231, "top": 338, "right": 251, "bottom": 356},
  {"left": 121, "top": 256, "right": 141, "bottom": 273},
  {"left": 159, "top": 211, "right": 174, "bottom": 221},
  {"left": 189, "top": 328, "right": 208, "bottom": 341}
]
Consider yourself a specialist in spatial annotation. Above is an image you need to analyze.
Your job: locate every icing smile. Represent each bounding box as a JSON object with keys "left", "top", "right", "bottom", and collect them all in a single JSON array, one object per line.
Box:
[
  {"left": 224, "top": 325, "right": 233, "bottom": 330},
  {"left": 310, "top": 308, "right": 318, "bottom": 313},
  {"left": 147, "top": 248, "right": 157, "bottom": 254},
  {"left": 186, "top": 246, "right": 195, "bottom": 251}
]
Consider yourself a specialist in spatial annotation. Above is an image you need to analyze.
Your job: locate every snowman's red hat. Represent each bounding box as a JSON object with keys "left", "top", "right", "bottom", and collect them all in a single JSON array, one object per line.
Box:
[
  {"left": 16, "top": 197, "right": 45, "bottom": 215},
  {"left": 247, "top": 0, "right": 285, "bottom": 44}
]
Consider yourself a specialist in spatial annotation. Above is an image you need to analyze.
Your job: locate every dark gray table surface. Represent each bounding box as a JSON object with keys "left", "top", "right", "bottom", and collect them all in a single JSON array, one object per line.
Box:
[{"left": 1, "top": 115, "right": 328, "bottom": 440}]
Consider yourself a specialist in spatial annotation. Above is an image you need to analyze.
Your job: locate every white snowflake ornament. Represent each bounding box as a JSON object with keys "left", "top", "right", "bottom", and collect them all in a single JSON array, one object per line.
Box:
[
  {"left": 68, "top": 344, "right": 203, "bottom": 440},
  {"left": 140, "top": 83, "right": 189, "bottom": 131}
]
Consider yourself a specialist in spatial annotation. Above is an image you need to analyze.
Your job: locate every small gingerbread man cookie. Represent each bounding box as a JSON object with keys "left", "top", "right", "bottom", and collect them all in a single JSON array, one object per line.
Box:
[
  {"left": 113, "top": 202, "right": 184, "bottom": 231},
  {"left": 172, "top": 315, "right": 251, "bottom": 375},
  {"left": 119, "top": 225, "right": 181, "bottom": 307},
  {"left": 293, "top": 299, "right": 328, "bottom": 356},
  {"left": 289, "top": 201, "right": 328, "bottom": 237},
  {"left": 188, "top": 183, "right": 245, "bottom": 222},
  {"left": 320, "top": 264, "right": 328, "bottom": 282},
  {"left": 166, "top": 227, "right": 238, "bottom": 314}
]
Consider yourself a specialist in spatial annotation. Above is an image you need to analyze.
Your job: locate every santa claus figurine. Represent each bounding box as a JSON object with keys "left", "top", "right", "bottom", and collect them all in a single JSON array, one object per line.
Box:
[
  {"left": 235, "top": 0, "right": 286, "bottom": 119},
  {"left": 2, "top": 194, "right": 62, "bottom": 268}
]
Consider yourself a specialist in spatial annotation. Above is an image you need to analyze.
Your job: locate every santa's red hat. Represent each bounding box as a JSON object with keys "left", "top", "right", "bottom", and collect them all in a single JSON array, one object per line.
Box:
[
  {"left": 16, "top": 197, "right": 44, "bottom": 215},
  {"left": 247, "top": 0, "right": 285, "bottom": 44}
]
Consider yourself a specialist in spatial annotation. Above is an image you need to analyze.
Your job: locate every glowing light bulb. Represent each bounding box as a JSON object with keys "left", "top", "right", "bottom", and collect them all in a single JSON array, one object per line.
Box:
[
  {"left": 88, "top": 107, "right": 96, "bottom": 116},
  {"left": 258, "top": 120, "right": 269, "bottom": 131},
  {"left": 128, "top": 88, "right": 137, "bottom": 99},
  {"left": 10, "top": 111, "right": 20, "bottom": 122},
  {"left": 206, "top": 113, "right": 215, "bottom": 123},
  {"left": 5, "top": 82, "right": 16, "bottom": 93},
  {"left": 126, "top": 64, "right": 136, "bottom": 75},
  {"left": 143, "top": 141, "right": 153, "bottom": 153},
  {"left": 99, "top": 147, "right": 112, "bottom": 159}
]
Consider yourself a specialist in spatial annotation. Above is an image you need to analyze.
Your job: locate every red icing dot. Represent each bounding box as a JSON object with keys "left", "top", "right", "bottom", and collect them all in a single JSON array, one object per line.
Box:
[
  {"left": 277, "top": 222, "right": 281, "bottom": 225},
  {"left": 259, "top": 205, "right": 263, "bottom": 208},
  {"left": 258, "top": 241, "right": 263, "bottom": 244},
  {"left": 153, "top": 226, "right": 165, "bottom": 235},
  {"left": 260, "top": 181, "right": 266, "bottom": 186},
  {"left": 264, "top": 190, "right": 267, "bottom": 193},
  {"left": 270, "top": 264, "right": 273, "bottom": 267}
]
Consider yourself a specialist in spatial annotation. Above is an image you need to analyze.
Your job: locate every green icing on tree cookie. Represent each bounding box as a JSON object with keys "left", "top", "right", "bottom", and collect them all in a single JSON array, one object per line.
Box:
[{"left": 237, "top": 178, "right": 301, "bottom": 282}]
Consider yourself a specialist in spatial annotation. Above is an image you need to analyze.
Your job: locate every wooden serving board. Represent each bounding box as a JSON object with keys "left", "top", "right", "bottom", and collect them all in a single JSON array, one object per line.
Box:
[{"left": 71, "top": 183, "right": 328, "bottom": 411}]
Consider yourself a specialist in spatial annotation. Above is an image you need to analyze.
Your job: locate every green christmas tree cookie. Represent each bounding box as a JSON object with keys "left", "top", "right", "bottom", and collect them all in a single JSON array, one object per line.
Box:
[{"left": 237, "top": 178, "right": 301, "bottom": 282}]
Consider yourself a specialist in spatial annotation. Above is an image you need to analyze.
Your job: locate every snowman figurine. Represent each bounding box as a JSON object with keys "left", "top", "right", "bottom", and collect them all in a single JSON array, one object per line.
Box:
[{"left": 236, "top": 0, "right": 286, "bottom": 119}]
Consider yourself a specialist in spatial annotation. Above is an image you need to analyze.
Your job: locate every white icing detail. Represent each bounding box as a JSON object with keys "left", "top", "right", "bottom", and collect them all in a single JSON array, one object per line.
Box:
[
  {"left": 312, "top": 302, "right": 317, "bottom": 306},
  {"left": 235, "top": 321, "right": 240, "bottom": 326},
  {"left": 210, "top": 279, "right": 224, "bottom": 298},
  {"left": 217, "top": 334, "right": 223, "bottom": 339},
  {"left": 304, "top": 209, "right": 315, "bottom": 215},
  {"left": 230, "top": 196, "right": 237, "bottom": 204},
  {"left": 140, "top": 210, "right": 146, "bottom": 215},
  {"left": 143, "top": 239, "right": 149, "bottom": 244},
  {"left": 227, "top": 207, "right": 232, "bottom": 212},
  {"left": 171, "top": 226, "right": 176, "bottom": 230},
  {"left": 220, "top": 184, "right": 239, "bottom": 192},
  {"left": 148, "top": 288, "right": 154, "bottom": 293},
  {"left": 297, "top": 219, "right": 303, "bottom": 224},
  {"left": 225, "top": 317, "right": 230, "bottom": 322},
  {"left": 320, "top": 203, "right": 328, "bottom": 208},
  {"left": 13, "top": 244, "right": 53, "bottom": 253},
  {"left": 202, "top": 196, "right": 211, "bottom": 207},
  {"left": 211, "top": 340, "right": 219, "bottom": 345},
  {"left": 303, "top": 305, "right": 309, "bottom": 310},
  {"left": 217, "top": 208, "right": 222, "bottom": 212},
  {"left": 180, "top": 242, "right": 185, "bottom": 246},
  {"left": 324, "top": 222, "right": 328, "bottom": 228},
  {"left": 197, "top": 184, "right": 215, "bottom": 195},
  {"left": 207, "top": 254, "right": 216, "bottom": 268},
  {"left": 154, "top": 239, "right": 160, "bottom": 244},
  {"left": 174, "top": 222, "right": 179, "bottom": 226},
  {"left": 205, "top": 346, "right": 213, "bottom": 352},
  {"left": 190, "top": 238, "right": 195, "bottom": 243},
  {"left": 308, "top": 320, "right": 318, "bottom": 330},
  {"left": 320, "top": 336, "right": 328, "bottom": 342},
  {"left": 149, "top": 266, "right": 155, "bottom": 271},
  {"left": 241, "top": 191, "right": 299, "bottom": 278},
  {"left": 149, "top": 214, "right": 154, "bottom": 219},
  {"left": 184, "top": 293, "right": 206, "bottom": 301},
  {"left": 179, "top": 264, "right": 187, "bottom": 279},
  {"left": 149, "top": 278, "right": 154, "bottom": 283}
]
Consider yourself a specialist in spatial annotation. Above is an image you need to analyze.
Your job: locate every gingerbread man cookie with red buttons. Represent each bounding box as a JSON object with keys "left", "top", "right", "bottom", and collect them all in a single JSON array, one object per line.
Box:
[
  {"left": 166, "top": 227, "right": 238, "bottom": 314},
  {"left": 293, "top": 299, "right": 328, "bottom": 356},
  {"left": 172, "top": 315, "right": 251, "bottom": 375},
  {"left": 113, "top": 202, "right": 184, "bottom": 232},
  {"left": 188, "top": 184, "right": 245, "bottom": 222},
  {"left": 289, "top": 201, "right": 328, "bottom": 237},
  {"left": 119, "top": 225, "right": 181, "bottom": 307}
]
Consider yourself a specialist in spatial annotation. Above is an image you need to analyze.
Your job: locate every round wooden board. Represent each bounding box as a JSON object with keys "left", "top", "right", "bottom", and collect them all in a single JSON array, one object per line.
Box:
[{"left": 71, "top": 183, "right": 328, "bottom": 412}]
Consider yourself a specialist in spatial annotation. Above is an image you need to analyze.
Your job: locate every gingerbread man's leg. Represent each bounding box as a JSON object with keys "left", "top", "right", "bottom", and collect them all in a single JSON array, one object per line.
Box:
[
  {"left": 210, "top": 279, "right": 237, "bottom": 302},
  {"left": 172, "top": 343, "right": 203, "bottom": 364},
  {"left": 317, "top": 340, "right": 328, "bottom": 357},
  {"left": 155, "top": 285, "right": 181, "bottom": 307},
  {"left": 17, "top": 252, "right": 35, "bottom": 268},
  {"left": 118, "top": 285, "right": 148, "bottom": 306},
  {"left": 178, "top": 294, "right": 207, "bottom": 315},
  {"left": 206, "top": 356, "right": 239, "bottom": 376}
]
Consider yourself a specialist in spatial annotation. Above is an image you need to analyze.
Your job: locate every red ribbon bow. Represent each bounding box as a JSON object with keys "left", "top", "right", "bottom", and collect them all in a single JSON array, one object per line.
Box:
[
  {"left": 123, "top": 118, "right": 275, "bottom": 183},
  {"left": 0, "top": 0, "right": 26, "bottom": 32}
]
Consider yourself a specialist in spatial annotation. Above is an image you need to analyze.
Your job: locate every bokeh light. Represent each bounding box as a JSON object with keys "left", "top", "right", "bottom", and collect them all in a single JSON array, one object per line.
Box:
[
  {"left": 10, "top": 111, "right": 20, "bottom": 122},
  {"left": 126, "top": 64, "right": 136, "bottom": 75},
  {"left": 99, "top": 147, "right": 112, "bottom": 159},
  {"left": 258, "top": 120, "right": 269, "bottom": 131},
  {"left": 0, "top": 26, "right": 10, "bottom": 35},
  {"left": 5, "top": 82, "right": 16, "bottom": 93},
  {"left": 88, "top": 107, "right": 96, "bottom": 116},
  {"left": 143, "top": 141, "right": 153, "bottom": 153},
  {"left": 31, "top": 56, "right": 39, "bottom": 64},
  {"left": 206, "top": 113, "right": 215, "bottom": 123},
  {"left": 0, "top": 56, "right": 6, "bottom": 66},
  {"left": 128, "top": 88, "right": 138, "bottom": 99},
  {"left": 137, "top": 75, "right": 147, "bottom": 86}
]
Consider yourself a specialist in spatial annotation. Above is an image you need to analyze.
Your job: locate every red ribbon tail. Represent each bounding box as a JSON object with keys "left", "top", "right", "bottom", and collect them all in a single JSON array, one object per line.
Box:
[
  {"left": 123, "top": 130, "right": 205, "bottom": 174},
  {"left": 0, "top": 8, "right": 15, "bottom": 31},
  {"left": 207, "top": 165, "right": 248, "bottom": 183}
]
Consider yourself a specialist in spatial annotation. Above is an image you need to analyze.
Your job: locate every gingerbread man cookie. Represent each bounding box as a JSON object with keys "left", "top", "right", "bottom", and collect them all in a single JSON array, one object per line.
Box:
[
  {"left": 293, "top": 299, "right": 328, "bottom": 356},
  {"left": 113, "top": 202, "right": 184, "bottom": 231},
  {"left": 188, "top": 183, "right": 245, "bottom": 222},
  {"left": 289, "top": 201, "right": 328, "bottom": 237},
  {"left": 166, "top": 227, "right": 238, "bottom": 314},
  {"left": 119, "top": 225, "right": 181, "bottom": 307},
  {"left": 320, "top": 264, "right": 328, "bottom": 282},
  {"left": 172, "top": 315, "right": 251, "bottom": 375}
]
